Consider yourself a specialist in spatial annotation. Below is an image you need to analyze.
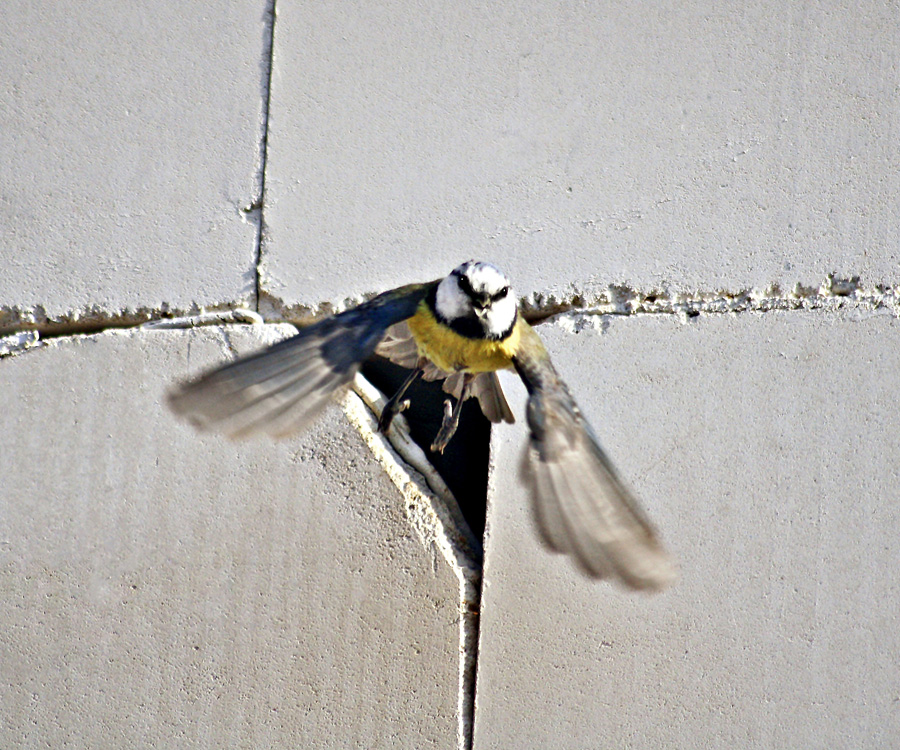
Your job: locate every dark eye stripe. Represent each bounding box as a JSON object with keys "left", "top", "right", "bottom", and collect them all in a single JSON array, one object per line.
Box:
[
  {"left": 458, "top": 275, "right": 476, "bottom": 298},
  {"left": 491, "top": 286, "right": 509, "bottom": 301}
]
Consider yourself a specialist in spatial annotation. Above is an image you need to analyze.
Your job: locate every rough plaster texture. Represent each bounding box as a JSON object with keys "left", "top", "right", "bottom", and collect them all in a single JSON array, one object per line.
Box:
[
  {"left": 474, "top": 312, "right": 900, "bottom": 749},
  {"left": 262, "top": 0, "right": 900, "bottom": 314},
  {"left": 0, "top": 0, "right": 268, "bottom": 329},
  {"left": 0, "top": 328, "right": 460, "bottom": 749}
]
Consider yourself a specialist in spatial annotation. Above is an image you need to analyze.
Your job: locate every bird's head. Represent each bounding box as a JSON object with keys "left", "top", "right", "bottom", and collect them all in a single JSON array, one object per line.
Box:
[{"left": 435, "top": 260, "right": 517, "bottom": 339}]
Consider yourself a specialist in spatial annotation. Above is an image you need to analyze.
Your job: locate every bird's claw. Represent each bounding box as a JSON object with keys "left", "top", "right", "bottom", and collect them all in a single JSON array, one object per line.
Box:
[
  {"left": 378, "top": 397, "right": 412, "bottom": 433},
  {"left": 430, "top": 399, "right": 460, "bottom": 453},
  {"left": 377, "top": 406, "right": 395, "bottom": 433},
  {"left": 378, "top": 368, "right": 424, "bottom": 434}
]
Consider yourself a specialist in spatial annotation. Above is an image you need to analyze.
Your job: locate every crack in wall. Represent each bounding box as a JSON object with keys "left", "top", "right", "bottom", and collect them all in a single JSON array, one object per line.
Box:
[{"left": 347, "top": 376, "right": 481, "bottom": 750}]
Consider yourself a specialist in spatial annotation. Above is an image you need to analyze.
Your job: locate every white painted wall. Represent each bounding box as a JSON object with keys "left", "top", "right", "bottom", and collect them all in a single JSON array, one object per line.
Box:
[{"left": 2, "top": 1, "right": 898, "bottom": 746}]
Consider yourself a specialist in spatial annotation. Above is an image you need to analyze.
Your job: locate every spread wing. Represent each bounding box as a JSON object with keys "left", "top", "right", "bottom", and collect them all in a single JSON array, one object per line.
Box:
[
  {"left": 376, "top": 321, "right": 515, "bottom": 424},
  {"left": 513, "top": 323, "right": 677, "bottom": 590},
  {"left": 168, "top": 283, "right": 434, "bottom": 439}
]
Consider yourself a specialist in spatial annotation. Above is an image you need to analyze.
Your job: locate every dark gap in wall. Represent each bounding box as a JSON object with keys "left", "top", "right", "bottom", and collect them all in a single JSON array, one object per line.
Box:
[{"left": 362, "top": 356, "right": 490, "bottom": 562}]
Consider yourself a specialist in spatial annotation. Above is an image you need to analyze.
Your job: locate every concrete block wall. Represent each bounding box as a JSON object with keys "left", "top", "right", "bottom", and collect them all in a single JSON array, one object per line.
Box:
[{"left": 3, "top": 1, "right": 898, "bottom": 747}]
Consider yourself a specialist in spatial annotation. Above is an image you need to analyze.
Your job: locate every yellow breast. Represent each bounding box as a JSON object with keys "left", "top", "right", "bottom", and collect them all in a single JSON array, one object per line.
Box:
[{"left": 406, "top": 302, "right": 521, "bottom": 373}]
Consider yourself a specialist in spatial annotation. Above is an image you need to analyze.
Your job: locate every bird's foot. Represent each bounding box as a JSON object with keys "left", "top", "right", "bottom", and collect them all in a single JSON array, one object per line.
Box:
[
  {"left": 378, "top": 366, "right": 423, "bottom": 433},
  {"left": 430, "top": 399, "right": 461, "bottom": 453},
  {"left": 378, "top": 397, "right": 411, "bottom": 433}
]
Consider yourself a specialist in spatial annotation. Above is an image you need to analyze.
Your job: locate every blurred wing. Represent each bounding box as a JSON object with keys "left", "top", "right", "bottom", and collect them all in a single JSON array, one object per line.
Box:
[
  {"left": 513, "top": 323, "right": 677, "bottom": 591},
  {"left": 377, "top": 322, "right": 515, "bottom": 424},
  {"left": 375, "top": 321, "right": 422, "bottom": 369},
  {"left": 168, "top": 283, "right": 434, "bottom": 439}
]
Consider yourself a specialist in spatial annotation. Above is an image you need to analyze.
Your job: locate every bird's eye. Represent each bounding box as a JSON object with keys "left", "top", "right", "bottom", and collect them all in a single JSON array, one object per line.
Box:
[
  {"left": 458, "top": 275, "right": 475, "bottom": 298},
  {"left": 492, "top": 286, "right": 509, "bottom": 301}
]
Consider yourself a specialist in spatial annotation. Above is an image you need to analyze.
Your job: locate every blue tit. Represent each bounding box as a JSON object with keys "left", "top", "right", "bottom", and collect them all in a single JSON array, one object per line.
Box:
[{"left": 168, "top": 260, "right": 676, "bottom": 590}]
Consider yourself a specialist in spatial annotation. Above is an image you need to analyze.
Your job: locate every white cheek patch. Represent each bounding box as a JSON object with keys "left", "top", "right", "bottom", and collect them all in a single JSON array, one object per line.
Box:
[
  {"left": 483, "top": 294, "right": 517, "bottom": 337},
  {"left": 435, "top": 277, "right": 468, "bottom": 321}
]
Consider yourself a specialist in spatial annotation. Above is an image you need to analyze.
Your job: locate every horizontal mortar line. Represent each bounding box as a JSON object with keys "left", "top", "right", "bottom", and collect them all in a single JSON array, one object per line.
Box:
[
  {"left": 523, "top": 291, "right": 900, "bottom": 324},
  {"left": 0, "top": 309, "right": 265, "bottom": 345},
  {"left": 258, "top": 272, "right": 900, "bottom": 324},
  {"left": 3, "top": 274, "right": 898, "bottom": 346}
]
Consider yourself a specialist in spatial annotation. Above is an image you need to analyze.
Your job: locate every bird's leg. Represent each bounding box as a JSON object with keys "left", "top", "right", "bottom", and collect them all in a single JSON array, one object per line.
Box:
[
  {"left": 430, "top": 373, "right": 474, "bottom": 454},
  {"left": 377, "top": 361, "right": 425, "bottom": 433}
]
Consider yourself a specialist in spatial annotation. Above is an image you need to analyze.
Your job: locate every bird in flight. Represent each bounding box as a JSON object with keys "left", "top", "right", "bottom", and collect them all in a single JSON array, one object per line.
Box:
[{"left": 168, "top": 260, "right": 677, "bottom": 590}]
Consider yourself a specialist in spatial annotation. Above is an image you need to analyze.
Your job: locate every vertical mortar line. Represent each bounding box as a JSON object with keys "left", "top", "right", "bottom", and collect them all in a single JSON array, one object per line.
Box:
[
  {"left": 460, "top": 569, "right": 482, "bottom": 750},
  {"left": 253, "top": 0, "right": 277, "bottom": 314}
]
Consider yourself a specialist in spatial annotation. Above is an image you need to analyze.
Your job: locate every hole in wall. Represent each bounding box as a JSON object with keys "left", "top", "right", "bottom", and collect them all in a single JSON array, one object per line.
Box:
[{"left": 361, "top": 355, "right": 490, "bottom": 559}]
